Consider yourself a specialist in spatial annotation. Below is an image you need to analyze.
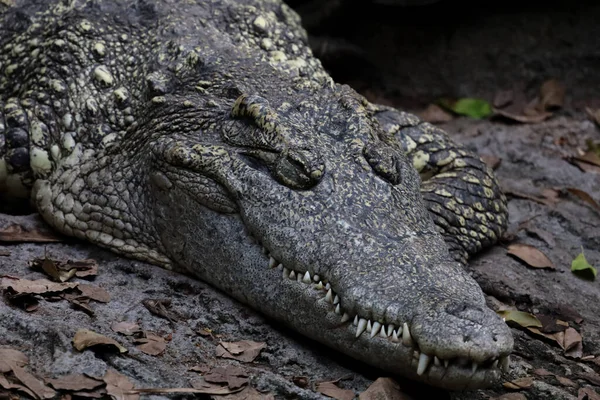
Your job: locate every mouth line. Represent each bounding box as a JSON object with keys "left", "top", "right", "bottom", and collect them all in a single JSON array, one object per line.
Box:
[{"left": 259, "top": 245, "right": 510, "bottom": 379}]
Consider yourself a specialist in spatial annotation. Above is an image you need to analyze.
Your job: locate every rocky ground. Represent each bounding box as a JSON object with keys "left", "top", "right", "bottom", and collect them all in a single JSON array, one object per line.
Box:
[{"left": 2, "top": 1, "right": 600, "bottom": 399}]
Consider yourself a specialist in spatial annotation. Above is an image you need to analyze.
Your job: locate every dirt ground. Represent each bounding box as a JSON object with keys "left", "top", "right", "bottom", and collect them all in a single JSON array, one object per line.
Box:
[{"left": 1, "top": 1, "right": 600, "bottom": 399}]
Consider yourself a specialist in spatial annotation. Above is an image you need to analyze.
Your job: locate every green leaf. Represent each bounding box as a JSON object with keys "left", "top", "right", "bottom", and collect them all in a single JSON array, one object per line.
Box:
[
  {"left": 497, "top": 310, "right": 542, "bottom": 328},
  {"left": 571, "top": 251, "right": 597, "bottom": 281},
  {"left": 438, "top": 98, "right": 493, "bottom": 119}
]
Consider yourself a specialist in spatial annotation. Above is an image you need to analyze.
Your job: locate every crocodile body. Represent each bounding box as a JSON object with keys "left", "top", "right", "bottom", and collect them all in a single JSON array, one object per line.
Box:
[{"left": 0, "top": 0, "right": 512, "bottom": 390}]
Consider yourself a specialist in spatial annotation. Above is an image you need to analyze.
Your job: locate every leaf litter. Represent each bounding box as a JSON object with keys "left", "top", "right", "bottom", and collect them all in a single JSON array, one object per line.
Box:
[
  {"left": 507, "top": 243, "right": 555, "bottom": 270},
  {"left": 72, "top": 329, "right": 128, "bottom": 354},
  {"left": 216, "top": 340, "right": 266, "bottom": 363}
]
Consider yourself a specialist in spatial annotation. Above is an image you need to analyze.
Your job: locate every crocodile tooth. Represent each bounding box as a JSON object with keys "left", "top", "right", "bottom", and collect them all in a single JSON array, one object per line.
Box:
[
  {"left": 341, "top": 313, "right": 350, "bottom": 323},
  {"left": 471, "top": 362, "right": 478, "bottom": 374},
  {"left": 302, "top": 271, "right": 311, "bottom": 283},
  {"left": 282, "top": 268, "right": 290, "bottom": 278},
  {"left": 313, "top": 274, "right": 320, "bottom": 282},
  {"left": 289, "top": 270, "right": 296, "bottom": 279},
  {"left": 434, "top": 356, "right": 441, "bottom": 367},
  {"left": 325, "top": 283, "right": 331, "bottom": 290},
  {"left": 314, "top": 281, "right": 323, "bottom": 290},
  {"left": 268, "top": 257, "right": 278, "bottom": 269},
  {"left": 333, "top": 295, "right": 340, "bottom": 305},
  {"left": 370, "top": 322, "right": 382, "bottom": 338},
  {"left": 325, "top": 289, "right": 333, "bottom": 303},
  {"left": 500, "top": 356, "right": 510, "bottom": 372},
  {"left": 386, "top": 324, "right": 394, "bottom": 337},
  {"left": 276, "top": 263, "right": 283, "bottom": 270},
  {"left": 296, "top": 273, "right": 302, "bottom": 282},
  {"left": 402, "top": 323, "right": 413, "bottom": 346},
  {"left": 366, "top": 320, "right": 372, "bottom": 333},
  {"left": 391, "top": 329, "right": 399, "bottom": 342},
  {"left": 379, "top": 325, "right": 388, "bottom": 338},
  {"left": 335, "top": 304, "right": 341, "bottom": 315},
  {"left": 417, "top": 353, "right": 431, "bottom": 375},
  {"left": 353, "top": 315, "right": 358, "bottom": 326},
  {"left": 492, "top": 359, "right": 499, "bottom": 368},
  {"left": 356, "top": 318, "right": 367, "bottom": 337},
  {"left": 444, "top": 359, "right": 449, "bottom": 369}
]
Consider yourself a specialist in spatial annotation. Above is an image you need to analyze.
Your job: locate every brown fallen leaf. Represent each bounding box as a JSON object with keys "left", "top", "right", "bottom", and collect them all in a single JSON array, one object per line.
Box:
[
  {"left": 141, "top": 298, "right": 178, "bottom": 322},
  {"left": 77, "top": 284, "right": 111, "bottom": 303},
  {"left": 0, "top": 224, "right": 62, "bottom": 243},
  {"left": 190, "top": 377, "right": 246, "bottom": 395},
  {"left": 0, "top": 348, "right": 29, "bottom": 373},
  {"left": 566, "top": 188, "right": 600, "bottom": 213},
  {"left": 533, "top": 368, "right": 554, "bottom": 377},
  {"left": 218, "top": 386, "right": 275, "bottom": 400},
  {"left": 579, "top": 387, "right": 600, "bottom": 400},
  {"left": 216, "top": 340, "right": 266, "bottom": 363},
  {"left": 0, "top": 249, "right": 11, "bottom": 256},
  {"left": 134, "top": 332, "right": 166, "bottom": 356},
  {"left": 103, "top": 369, "right": 139, "bottom": 400},
  {"left": 0, "top": 374, "right": 38, "bottom": 399},
  {"left": 555, "top": 375, "right": 577, "bottom": 388},
  {"left": 586, "top": 107, "right": 600, "bottom": 126},
  {"left": 316, "top": 381, "right": 355, "bottom": 400},
  {"left": 292, "top": 376, "right": 309, "bottom": 389},
  {"left": 481, "top": 154, "right": 502, "bottom": 170},
  {"left": 359, "top": 377, "right": 411, "bottom": 400},
  {"left": 0, "top": 277, "right": 78, "bottom": 297},
  {"left": 526, "top": 327, "right": 562, "bottom": 347},
  {"left": 493, "top": 89, "right": 514, "bottom": 109},
  {"left": 189, "top": 365, "right": 210, "bottom": 374},
  {"left": 538, "top": 79, "right": 565, "bottom": 111},
  {"left": 72, "top": 329, "right": 128, "bottom": 354},
  {"left": 30, "top": 258, "right": 98, "bottom": 281},
  {"left": 11, "top": 364, "right": 57, "bottom": 399},
  {"left": 507, "top": 243, "right": 555, "bottom": 270},
  {"left": 490, "top": 394, "right": 527, "bottom": 400},
  {"left": 111, "top": 322, "right": 141, "bottom": 336},
  {"left": 573, "top": 151, "right": 600, "bottom": 168},
  {"left": 493, "top": 107, "right": 553, "bottom": 124},
  {"left": 503, "top": 376, "right": 534, "bottom": 390},
  {"left": 578, "top": 372, "right": 600, "bottom": 387},
  {"left": 46, "top": 374, "right": 105, "bottom": 392},
  {"left": 203, "top": 366, "right": 249, "bottom": 390},
  {"left": 417, "top": 104, "right": 454, "bottom": 124},
  {"left": 563, "top": 327, "right": 583, "bottom": 352}
]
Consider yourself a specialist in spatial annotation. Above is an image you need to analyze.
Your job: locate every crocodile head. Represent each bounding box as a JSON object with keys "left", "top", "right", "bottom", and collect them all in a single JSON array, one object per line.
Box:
[{"left": 141, "top": 81, "right": 512, "bottom": 389}]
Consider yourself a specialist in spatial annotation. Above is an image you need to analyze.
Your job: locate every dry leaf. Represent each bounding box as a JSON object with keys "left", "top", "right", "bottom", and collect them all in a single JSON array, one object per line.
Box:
[
  {"left": 359, "top": 377, "right": 411, "bottom": 400},
  {"left": 580, "top": 387, "right": 600, "bottom": 400},
  {"left": 11, "top": 364, "right": 57, "bottom": 399},
  {"left": 493, "top": 89, "right": 514, "bottom": 108},
  {"left": 533, "top": 368, "right": 554, "bottom": 377},
  {"left": 103, "top": 370, "right": 139, "bottom": 400},
  {"left": 46, "top": 374, "right": 105, "bottom": 391},
  {"left": 503, "top": 376, "right": 534, "bottom": 390},
  {"left": 111, "top": 322, "right": 141, "bottom": 336},
  {"left": 218, "top": 386, "right": 275, "bottom": 400},
  {"left": 190, "top": 377, "right": 245, "bottom": 395},
  {"left": 490, "top": 394, "right": 527, "bottom": 400},
  {"left": 189, "top": 365, "right": 210, "bottom": 374},
  {"left": 0, "top": 277, "right": 78, "bottom": 297},
  {"left": 586, "top": 107, "right": 600, "bottom": 126},
  {"left": 493, "top": 108, "right": 553, "bottom": 124},
  {"left": 141, "top": 298, "right": 178, "bottom": 322},
  {"left": 573, "top": 151, "right": 600, "bottom": 168},
  {"left": 480, "top": 154, "right": 502, "bottom": 170},
  {"left": 417, "top": 104, "right": 454, "bottom": 124},
  {"left": 526, "top": 327, "right": 561, "bottom": 347},
  {"left": 0, "top": 374, "right": 38, "bottom": 399},
  {"left": 216, "top": 340, "right": 266, "bottom": 363},
  {"left": 203, "top": 366, "right": 249, "bottom": 390},
  {"left": 134, "top": 332, "right": 166, "bottom": 356},
  {"left": 566, "top": 188, "right": 600, "bottom": 213},
  {"left": 316, "top": 381, "right": 355, "bottom": 400},
  {"left": 579, "top": 372, "right": 600, "bottom": 387},
  {"left": 77, "top": 284, "right": 111, "bottom": 303},
  {"left": 555, "top": 375, "right": 577, "bottom": 387},
  {"left": 72, "top": 329, "right": 127, "bottom": 354},
  {"left": 0, "top": 348, "right": 29, "bottom": 373},
  {"left": 538, "top": 79, "right": 565, "bottom": 110},
  {"left": 292, "top": 376, "right": 309, "bottom": 388},
  {"left": 507, "top": 243, "right": 555, "bottom": 270},
  {"left": 0, "top": 224, "right": 62, "bottom": 243}
]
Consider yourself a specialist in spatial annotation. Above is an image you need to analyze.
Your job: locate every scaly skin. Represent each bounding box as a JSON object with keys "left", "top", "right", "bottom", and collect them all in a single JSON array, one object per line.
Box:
[{"left": 0, "top": 0, "right": 512, "bottom": 389}]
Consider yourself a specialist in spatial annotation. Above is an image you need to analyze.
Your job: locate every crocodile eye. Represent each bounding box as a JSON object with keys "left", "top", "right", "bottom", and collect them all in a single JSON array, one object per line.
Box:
[
  {"left": 363, "top": 142, "right": 403, "bottom": 185},
  {"left": 274, "top": 148, "right": 325, "bottom": 190}
]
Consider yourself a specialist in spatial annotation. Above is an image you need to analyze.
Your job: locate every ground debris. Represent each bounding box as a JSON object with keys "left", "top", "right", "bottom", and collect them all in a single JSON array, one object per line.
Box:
[
  {"left": 316, "top": 379, "right": 355, "bottom": 400},
  {"left": 358, "top": 377, "right": 412, "bottom": 399},
  {"left": 507, "top": 243, "right": 555, "bottom": 270},
  {"left": 72, "top": 329, "right": 128, "bottom": 354},
  {"left": 216, "top": 340, "right": 266, "bottom": 363}
]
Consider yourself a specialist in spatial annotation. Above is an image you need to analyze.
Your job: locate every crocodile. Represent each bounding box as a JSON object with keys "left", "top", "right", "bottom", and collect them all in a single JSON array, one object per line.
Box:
[{"left": 0, "top": 0, "right": 513, "bottom": 390}]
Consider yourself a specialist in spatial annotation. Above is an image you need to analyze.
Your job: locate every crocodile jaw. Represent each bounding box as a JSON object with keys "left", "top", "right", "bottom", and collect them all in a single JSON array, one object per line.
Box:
[{"left": 151, "top": 155, "right": 513, "bottom": 390}]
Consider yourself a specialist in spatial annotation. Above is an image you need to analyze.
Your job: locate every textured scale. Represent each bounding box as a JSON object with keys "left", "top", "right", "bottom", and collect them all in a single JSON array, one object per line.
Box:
[{"left": 0, "top": 0, "right": 512, "bottom": 390}]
